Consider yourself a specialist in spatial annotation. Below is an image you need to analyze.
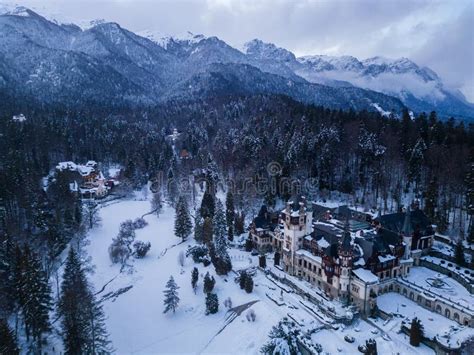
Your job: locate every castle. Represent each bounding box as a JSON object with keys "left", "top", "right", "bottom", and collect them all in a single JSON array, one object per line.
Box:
[{"left": 249, "top": 197, "right": 436, "bottom": 315}]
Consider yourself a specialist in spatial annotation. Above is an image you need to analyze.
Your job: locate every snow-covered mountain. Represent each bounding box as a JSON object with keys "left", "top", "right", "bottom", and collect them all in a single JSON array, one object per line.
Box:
[
  {"left": 297, "top": 54, "right": 473, "bottom": 120},
  {"left": 0, "top": 6, "right": 471, "bottom": 119},
  {"left": 240, "top": 39, "right": 473, "bottom": 120}
]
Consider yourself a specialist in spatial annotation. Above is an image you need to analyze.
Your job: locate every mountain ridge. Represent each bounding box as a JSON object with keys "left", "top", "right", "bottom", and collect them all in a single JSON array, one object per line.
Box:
[{"left": 0, "top": 6, "right": 472, "bottom": 120}]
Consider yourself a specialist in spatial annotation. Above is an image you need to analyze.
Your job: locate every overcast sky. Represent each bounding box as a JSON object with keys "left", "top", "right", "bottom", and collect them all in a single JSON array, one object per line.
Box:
[{"left": 6, "top": 0, "right": 474, "bottom": 101}]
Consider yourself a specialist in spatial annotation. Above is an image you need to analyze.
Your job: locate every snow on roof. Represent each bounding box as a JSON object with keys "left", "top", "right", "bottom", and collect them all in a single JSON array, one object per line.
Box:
[
  {"left": 12, "top": 113, "right": 26, "bottom": 122},
  {"left": 352, "top": 268, "right": 379, "bottom": 283},
  {"left": 378, "top": 255, "right": 396, "bottom": 263},
  {"left": 304, "top": 235, "right": 312, "bottom": 241},
  {"left": 317, "top": 237, "right": 330, "bottom": 249},
  {"left": 295, "top": 249, "right": 322, "bottom": 264},
  {"left": 57, "top": 161, "right": 78, "bottom": 171},
  {"left": 354, "top": 258, "right": 365, "bottom": 266},
  {"left": 78, "top": 165, "right": 94, "bottom": 176}
]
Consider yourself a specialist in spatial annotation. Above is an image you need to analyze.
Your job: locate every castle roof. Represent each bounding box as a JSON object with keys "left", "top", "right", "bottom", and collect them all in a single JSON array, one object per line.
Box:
[
  {"left": 352, "top": 268, "right": 379, "bottom": 284},
  {"left": 375, "top": 208, "right": 431, "bottom": 235}
]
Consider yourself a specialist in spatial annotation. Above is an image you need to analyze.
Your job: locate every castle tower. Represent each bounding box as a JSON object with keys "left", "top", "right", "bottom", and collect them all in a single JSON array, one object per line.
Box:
[
  {"left": 281, "top": 197, "right": 312, "bottom": 274},
  {"left": 338, "top": 219, "right": 353, "bottom": 301},
  {"left": 402, "top": 206, "right": 413, "bottom": 260}
]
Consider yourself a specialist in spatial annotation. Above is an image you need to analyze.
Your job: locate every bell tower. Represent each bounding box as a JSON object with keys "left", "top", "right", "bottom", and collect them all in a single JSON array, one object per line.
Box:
[
  {"left": 281, "top": 197, "right": 312, "bottom": 274},
  {"left": 338, "top": 219, "right": 353, "bottom": 301}
]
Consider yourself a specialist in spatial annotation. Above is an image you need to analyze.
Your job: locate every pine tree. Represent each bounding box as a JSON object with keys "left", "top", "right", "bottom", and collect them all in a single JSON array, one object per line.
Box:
[
  {"left": 366, "top": 338, "right": 377, "bottom": 355},
  {"left": 454, "top": 241, "right": 466, "bottom": 267},
  {"left": 163, "top": 276, "right": 180, "bottom": 314},
  {"left": 0, "top": 236, "right": 16, "bottom": 316},
  {"left": 261, "top": 318, "right": 300, "bottom": 355},
  {"left": 409, "top": 317, "right": 424, "bottom": 347},
  {"left": 205, "top": 293, "right": 219, "bottom": 315},
  {"left": 424, "top": 178, "right": 438, "bottom": 220},
  {"left": 225, "top": 191, "right": 235, "bottom": 241},
  {"left": 408, "top": 138, "right": 427, "bottom": 189},
  {"left": 239, "top": 271, "right": 247, "bottom": 290},
  {"left": 174, "top": 196, "right": 192, "bottom": 241},
  {"left": 203, "top": 272, "right": 215, "bottom": 294},
  {"left": 85, "top": 296, "right": 113, "bottom": 354},
  {"left": 58, "top": 248, "right": 112, "bottom": 354},
  {"left": 205, "top": 155, "right": 219, "bottom": 193},
  {"left": 244, "top": 236, "right": 253, "bottom": 252},
  {"left": 191, "top": 267, "right": 199, "bottom": 294},
  {"left": 213, "top": 199, "right": 227, "bottom": 243},
  {"left": 244, "top": 273, "right": 254, "bottom": 293},
  {"left": 194, "top": 216, "right": 204, "bottom": 243},
  {"left": 17, "top": 246, "right": 52, "bottom": 348},
  {"left": 200, "top": 188, "right": 215, "bottom": 219},
  {"left": 234, "top": 212, "right": 245, "bottom": 236},
  {"left": 259, "top": 254, "right": 267, "bottom": 268},
  {"left": 202, "top": 217, "right": 213, "bottom": 245},
  {"left": 212, "top": 200, "right": 232, "bottom": 275},
  {"left": 167, "top": 165, "right": 178, "bottom": 206},
  {"left": 0, "top": 318, "right": 19, "bottom": 355}
]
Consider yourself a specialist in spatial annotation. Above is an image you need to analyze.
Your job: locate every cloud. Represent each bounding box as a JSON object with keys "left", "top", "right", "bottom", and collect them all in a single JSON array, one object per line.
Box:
[
  {"left": 411, "top": 4, "right": 474, "bottom": 101},
  {"left": 5, "top": 0, "right": 474, "bottom": 101}
]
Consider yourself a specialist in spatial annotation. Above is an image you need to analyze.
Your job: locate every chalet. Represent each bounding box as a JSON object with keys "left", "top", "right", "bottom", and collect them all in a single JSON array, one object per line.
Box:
[{"left": 56, "top": 160, "right": 117, "bottom": 199}]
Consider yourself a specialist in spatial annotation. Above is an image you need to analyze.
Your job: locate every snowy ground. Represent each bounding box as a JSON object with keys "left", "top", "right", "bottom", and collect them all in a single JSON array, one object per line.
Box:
[
  {"left": 85, "top": 196, "right": 314, "bottom": 354},
  {"left": 82, "top": 194, "right": 441, "bottom": 354},
  {"left": 378, "top": 293, "right": 474, "bottom": 350},
  {"left": 403, "top": 267, "right": 474, "bottom": 311}
]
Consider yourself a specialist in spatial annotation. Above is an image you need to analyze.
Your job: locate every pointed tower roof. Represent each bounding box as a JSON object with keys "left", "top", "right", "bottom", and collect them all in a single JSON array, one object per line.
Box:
[
  {"left": 376, "top": 208, "right": 382, "bottom": 220},
  {"left": 341, "top": 217, "right": 352, "bottom": 252},
  {"left": 402, "top": 206, "right": 413, "bottom": 236}
]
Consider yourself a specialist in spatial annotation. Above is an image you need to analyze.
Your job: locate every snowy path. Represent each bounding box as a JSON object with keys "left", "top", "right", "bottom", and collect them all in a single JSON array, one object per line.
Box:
[{"left": 200, "top": 300, "right": 260, "bottom": 353}]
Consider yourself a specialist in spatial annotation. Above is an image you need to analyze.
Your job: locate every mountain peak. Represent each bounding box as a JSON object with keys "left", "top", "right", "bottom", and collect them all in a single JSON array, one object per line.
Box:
[
  {"left": 139, "top": 30, "right": 207, "bottom": 49},
  {"left": 244, "top": 39, "right": 295, "bottom": 62},
  {"left": 1, "top": 5, "right": 49, "bottom": 22}
]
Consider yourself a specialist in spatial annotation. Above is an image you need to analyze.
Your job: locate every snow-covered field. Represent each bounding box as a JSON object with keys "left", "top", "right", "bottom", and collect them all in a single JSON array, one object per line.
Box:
[
  {"left": 83, "top": 194, "right": 453, "bottom": 354},
  {"left": 378, "top": 293, "right": 474, "bottom": 349},
  {"left": 86, "top": 196, "right": 291, "bottom": 353}
]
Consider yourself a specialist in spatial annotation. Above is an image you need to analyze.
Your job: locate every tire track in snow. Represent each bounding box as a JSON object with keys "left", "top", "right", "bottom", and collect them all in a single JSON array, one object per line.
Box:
[{"left": 199, "top": 300, "right": 260, "bottom": 353}]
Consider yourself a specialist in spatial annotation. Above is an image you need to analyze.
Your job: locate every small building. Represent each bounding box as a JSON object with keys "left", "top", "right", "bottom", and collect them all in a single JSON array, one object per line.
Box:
[{"left": 55, "top": 160, "right": 116, "bottom": 199}]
